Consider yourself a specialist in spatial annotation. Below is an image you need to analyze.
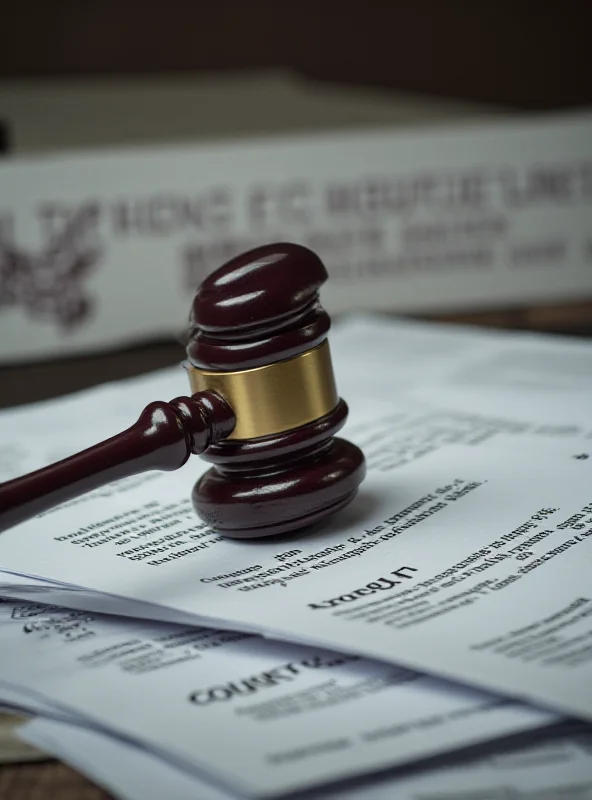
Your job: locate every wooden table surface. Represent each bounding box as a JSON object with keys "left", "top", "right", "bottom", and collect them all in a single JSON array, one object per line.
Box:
[
  {"left": 0, "top": 761, "right": 113, "bottom": 800},
  {"left": 1, "top": 301, "right": 591, "bottom": 798}
]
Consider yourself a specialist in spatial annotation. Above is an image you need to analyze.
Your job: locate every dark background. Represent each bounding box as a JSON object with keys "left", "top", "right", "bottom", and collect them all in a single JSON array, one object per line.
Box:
[{"left": 2, "top": 1, "right": 591, "bottom": 109}]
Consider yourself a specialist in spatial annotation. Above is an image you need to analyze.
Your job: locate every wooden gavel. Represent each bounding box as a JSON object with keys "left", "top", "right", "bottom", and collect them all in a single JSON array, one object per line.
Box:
[{"left": 0, "top": 244, "right": 366, "bottom": 539}]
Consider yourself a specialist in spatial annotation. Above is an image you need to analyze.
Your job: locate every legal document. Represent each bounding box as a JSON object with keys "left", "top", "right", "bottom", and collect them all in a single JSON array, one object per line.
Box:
[
  {"left": 0, "top": 599, "right": 553, "bottom": 797},
  {"left": 20, "top": 716, "right": 592, "bottom": 800},
  {"left": 1, "top": 436, "right": 591, "bottom": 722},
  {"left": 2, "top": 313, "right": 592, "bottom": 794}
]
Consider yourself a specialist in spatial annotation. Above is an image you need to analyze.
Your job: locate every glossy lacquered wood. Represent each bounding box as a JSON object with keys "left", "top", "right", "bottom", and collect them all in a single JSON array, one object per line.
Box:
[
  {"left": 195, "top": 400, "right": 365, "bottom": 538},
  {"left": 0, "top": 392, "right": 234, "bottom": 533},
  {"left": 186, "top": 243, "right": 331, "bottom": 370},
  {"left": 187, "top": 243, "right": 366, "bottom": 538},
  {"left": 0, "top": 243, "right": 366, "bottom": 539}
]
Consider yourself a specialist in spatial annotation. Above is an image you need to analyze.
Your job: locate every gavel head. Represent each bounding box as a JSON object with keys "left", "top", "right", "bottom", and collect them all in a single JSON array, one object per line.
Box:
[{"left": 185, "top": 243, "right": 366, "bottom": 538}]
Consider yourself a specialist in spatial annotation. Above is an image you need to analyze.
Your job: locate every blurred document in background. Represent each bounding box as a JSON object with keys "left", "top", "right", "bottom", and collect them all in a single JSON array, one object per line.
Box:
[{"left": 0, "top": 103, "right": 590, "bottom": 362}]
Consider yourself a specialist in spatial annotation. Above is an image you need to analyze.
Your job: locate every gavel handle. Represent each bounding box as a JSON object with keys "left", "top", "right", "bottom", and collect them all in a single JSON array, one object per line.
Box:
[{"left": 0, "top": 391, "right": 235, "bottom": 534}]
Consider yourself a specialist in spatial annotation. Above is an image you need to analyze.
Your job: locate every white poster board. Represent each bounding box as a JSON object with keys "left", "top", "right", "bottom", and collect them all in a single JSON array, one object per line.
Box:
[{"left": 1, "top": 111, "right": 591, "bottom": 362}]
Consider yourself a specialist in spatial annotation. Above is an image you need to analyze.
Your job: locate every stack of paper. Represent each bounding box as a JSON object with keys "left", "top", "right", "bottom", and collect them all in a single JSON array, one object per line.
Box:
[
  {"left": 0, "top": 710, "right": 44, "bottom": 764},
  {"left": 1, "top": 313, "right": 592, "bottom": 797}
]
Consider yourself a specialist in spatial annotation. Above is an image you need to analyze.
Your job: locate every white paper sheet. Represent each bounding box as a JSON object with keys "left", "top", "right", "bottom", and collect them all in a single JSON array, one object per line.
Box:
[
  {"left": 20, "top": 716, "right": 592, "bottom": 800},
  {"left": 0, "top": 680, "right": 81, "bottom": 764},
  {"left": 332, "top": 313, "right": 592, "bottom": 397},
  {"left": 0, "top": 598, "right": 553, "bottom": 797},
  {"left": 0, "top": 572, "right": 202, "bottom": 625},
  {"left": 332, "top": 315, "right": 592, "bottom": 435},
  {"left": 0, "top": 681, "right": 76, "bottom": 720},
  {"left": 1, "top": 437, "right": 592, "bottom": 722}
]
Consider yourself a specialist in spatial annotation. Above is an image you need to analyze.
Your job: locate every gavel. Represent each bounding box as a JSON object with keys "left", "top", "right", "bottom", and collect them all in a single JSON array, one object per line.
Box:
[{"left": 0, "top": 244, "right": 366, "bottom": 539}]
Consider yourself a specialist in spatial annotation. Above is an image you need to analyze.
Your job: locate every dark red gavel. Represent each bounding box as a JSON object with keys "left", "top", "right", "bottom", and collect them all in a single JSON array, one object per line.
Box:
[{"left": 0, "top": 244, "right": 366, "bottom": 539}]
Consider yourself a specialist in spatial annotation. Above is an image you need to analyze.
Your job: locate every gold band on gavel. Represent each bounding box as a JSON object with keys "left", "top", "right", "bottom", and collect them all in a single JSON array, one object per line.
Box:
[{"left": 186, "top": 340, "right": 339, "bottom": 440}]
